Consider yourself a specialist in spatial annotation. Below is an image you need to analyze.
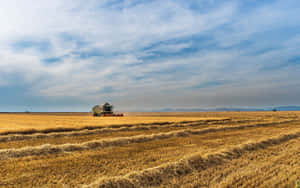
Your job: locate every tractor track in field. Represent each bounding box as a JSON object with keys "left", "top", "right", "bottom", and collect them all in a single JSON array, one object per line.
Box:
[
  {"left": 0, "top": 119, "right": 297, "bottom": 160},
  {"left": 84, "top": 130, "right": 300, "bottom": 188}
]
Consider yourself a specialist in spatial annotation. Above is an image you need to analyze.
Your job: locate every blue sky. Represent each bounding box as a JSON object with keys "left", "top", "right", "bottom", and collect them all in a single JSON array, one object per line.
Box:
[{"left": 0, "top": 0, "right": 300, "bottom": 111}]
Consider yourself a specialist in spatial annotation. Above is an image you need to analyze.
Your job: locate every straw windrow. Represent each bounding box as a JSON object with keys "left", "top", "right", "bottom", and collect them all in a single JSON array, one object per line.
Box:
[
  {"left": 0, "top": 119, "right": 297, "bottom": 160},
  {"left": 0, "top": 118, "right": 260, "bottom": 143},
  {"left": 85, "top": 131, "right": 300, "bottom": 188},
  {"left": 0, "top": 119, "right": 231, "bottom": 136}
]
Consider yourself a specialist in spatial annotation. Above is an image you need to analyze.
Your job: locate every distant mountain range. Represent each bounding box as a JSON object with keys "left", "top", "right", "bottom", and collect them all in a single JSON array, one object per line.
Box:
[
  {"left": 157, "top": 106, "right": 300, "bottom": 112},
  {"left": 275, "top": 106, "right": 300, "bottom": 111}
]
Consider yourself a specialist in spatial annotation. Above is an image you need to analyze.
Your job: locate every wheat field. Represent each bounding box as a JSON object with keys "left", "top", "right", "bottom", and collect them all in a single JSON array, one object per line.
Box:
[{"left": 0, "top": 111, "right": 299, "bottom": 187}]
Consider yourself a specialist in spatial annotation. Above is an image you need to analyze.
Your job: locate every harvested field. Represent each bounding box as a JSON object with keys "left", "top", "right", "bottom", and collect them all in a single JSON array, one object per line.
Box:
[{"left": 0, "top": 111, "right": 300, "bottom": 187}]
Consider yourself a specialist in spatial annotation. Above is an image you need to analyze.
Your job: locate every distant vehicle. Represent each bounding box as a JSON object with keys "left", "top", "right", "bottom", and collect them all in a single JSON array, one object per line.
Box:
[{"left": 92, "top": 102, "right": 123, "bottom": 117}]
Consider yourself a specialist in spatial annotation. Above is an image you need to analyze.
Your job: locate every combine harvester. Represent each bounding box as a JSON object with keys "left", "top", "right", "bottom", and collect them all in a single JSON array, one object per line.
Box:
[{"left": 92, "top": 102, "right": 124, "bottom": 117}]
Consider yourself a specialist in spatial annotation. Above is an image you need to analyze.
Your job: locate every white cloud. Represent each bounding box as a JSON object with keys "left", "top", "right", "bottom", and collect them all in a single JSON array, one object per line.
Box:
[{"left": 0, "top": 0, "right": 300, "bottom": 110}]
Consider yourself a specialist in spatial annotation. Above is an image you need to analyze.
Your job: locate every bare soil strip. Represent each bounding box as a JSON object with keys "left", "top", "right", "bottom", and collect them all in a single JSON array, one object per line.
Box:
[
  {"left": 0, "top": 119, "right": 296, "bottom": 160},
  {"left": 85, "top": 130, "right": 300, "bottom": 188}
]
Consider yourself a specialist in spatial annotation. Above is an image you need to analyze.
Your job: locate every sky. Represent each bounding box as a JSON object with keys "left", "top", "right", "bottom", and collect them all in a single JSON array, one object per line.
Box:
[{"left": 0, "top": 0, "right": 300, "bottom": 112}]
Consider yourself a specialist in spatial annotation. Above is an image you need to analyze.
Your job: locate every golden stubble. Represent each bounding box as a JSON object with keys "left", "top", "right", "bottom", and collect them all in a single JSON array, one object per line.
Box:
[{"left": 0, "top": 111, "right": 299, "bottom": 187}]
